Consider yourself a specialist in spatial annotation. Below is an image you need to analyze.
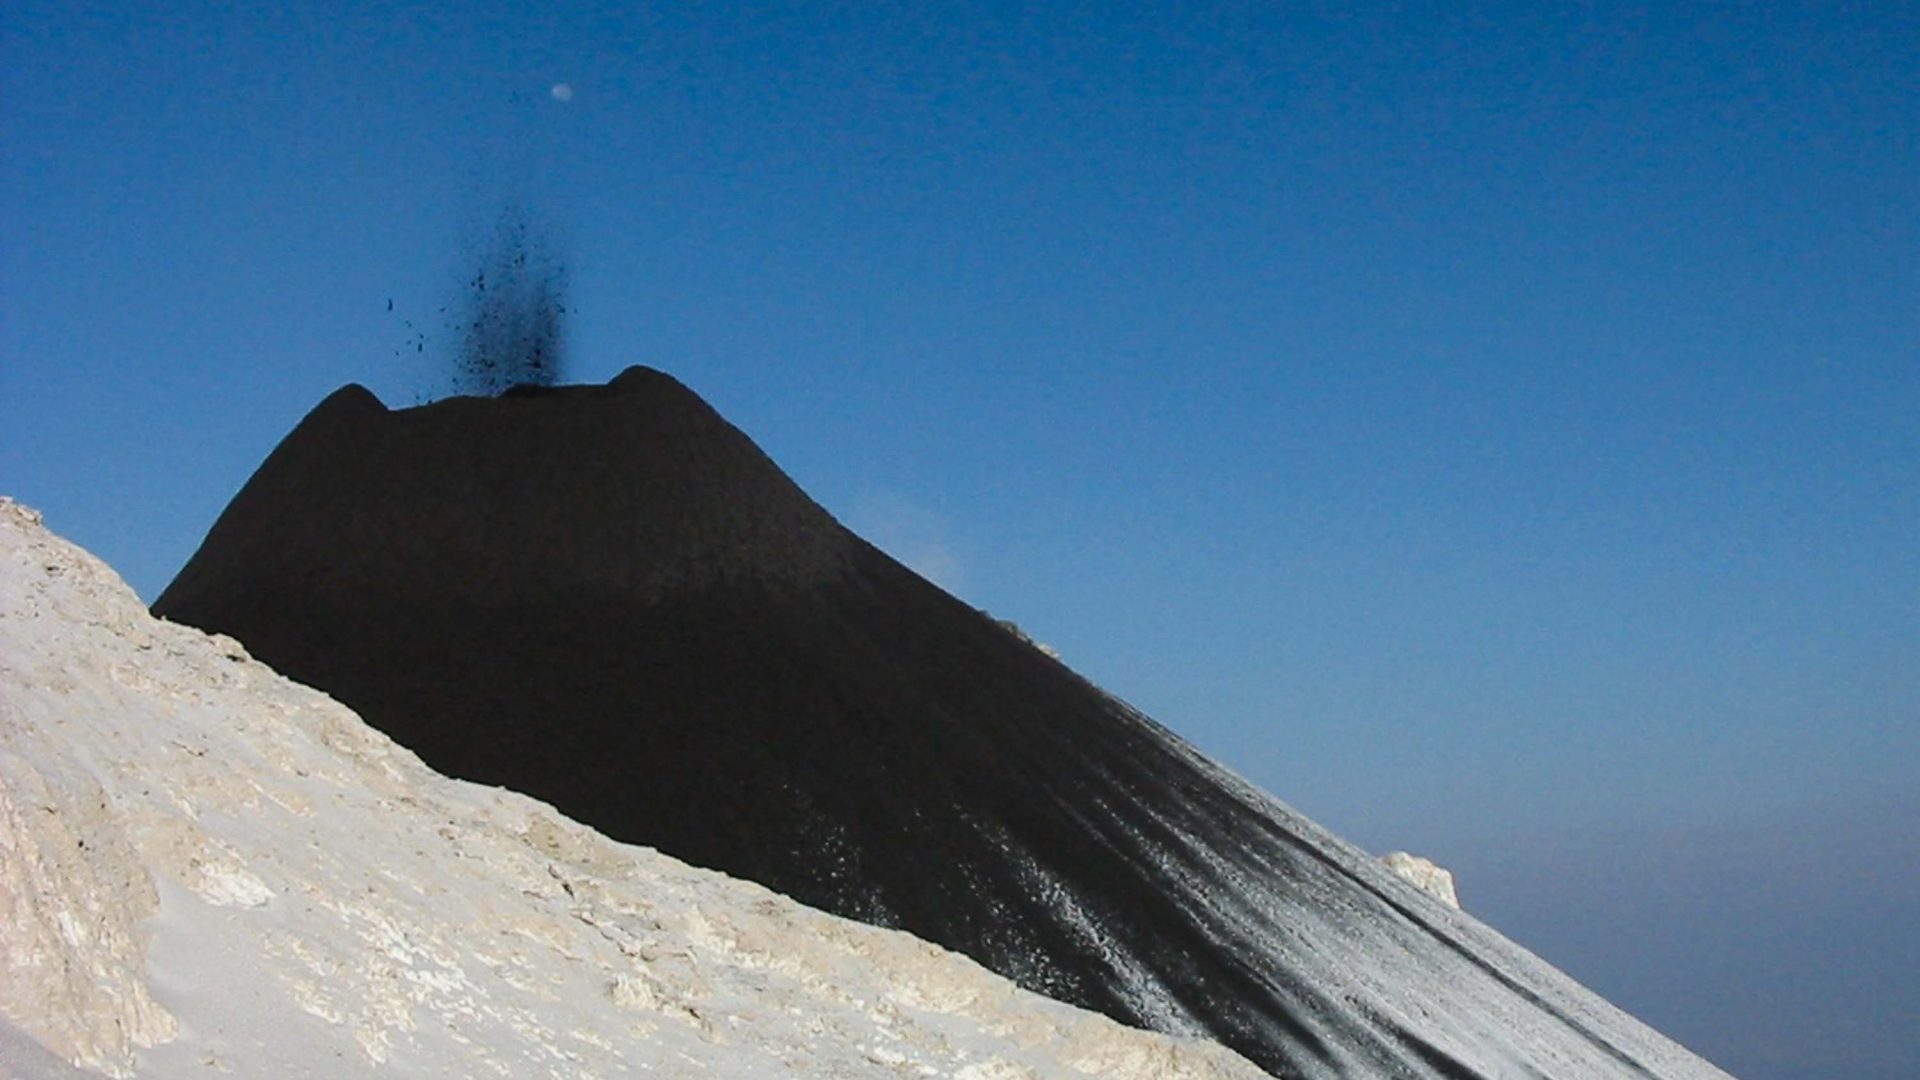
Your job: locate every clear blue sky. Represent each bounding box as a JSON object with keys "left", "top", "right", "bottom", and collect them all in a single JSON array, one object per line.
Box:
[{"left": 5, "top": 3, "right": 1915, "bottom": 1076}]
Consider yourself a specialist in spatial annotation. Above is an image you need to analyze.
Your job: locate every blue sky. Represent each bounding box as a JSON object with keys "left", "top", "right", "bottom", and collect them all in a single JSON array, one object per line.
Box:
[{"left": 5, "top": 3, "right": 1915, "bottom": 1075}]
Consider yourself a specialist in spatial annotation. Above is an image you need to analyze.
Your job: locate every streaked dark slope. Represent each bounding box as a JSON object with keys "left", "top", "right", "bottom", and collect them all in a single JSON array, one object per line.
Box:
[{"left": 155, "top": 368, "right": 1730, "bottom": 1079}]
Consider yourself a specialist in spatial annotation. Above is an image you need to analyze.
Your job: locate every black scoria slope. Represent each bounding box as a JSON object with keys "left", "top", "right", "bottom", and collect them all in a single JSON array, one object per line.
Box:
[{"left": 155, "top": 367, "right": 1730, "bottom": 1080}]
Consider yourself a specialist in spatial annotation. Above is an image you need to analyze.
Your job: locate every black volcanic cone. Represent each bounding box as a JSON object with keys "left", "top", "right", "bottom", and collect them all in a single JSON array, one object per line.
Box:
[{"left": 157, "top": 368, "right": 1729, "bottom": 1080}]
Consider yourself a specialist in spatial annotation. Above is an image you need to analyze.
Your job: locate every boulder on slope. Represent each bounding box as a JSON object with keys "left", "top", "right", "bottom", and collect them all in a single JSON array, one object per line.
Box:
[{"left": 1382, "top": 852, "right": 1461, "bottom": 909}]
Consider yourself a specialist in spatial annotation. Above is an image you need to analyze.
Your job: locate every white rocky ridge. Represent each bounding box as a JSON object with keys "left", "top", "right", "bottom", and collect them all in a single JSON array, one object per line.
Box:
[
  {"left": 0, "top": 498, "right": 1267, "bottom": 1079},
  {"left": 1380, "top": 852, "right": 1461, "bottom": 910}
]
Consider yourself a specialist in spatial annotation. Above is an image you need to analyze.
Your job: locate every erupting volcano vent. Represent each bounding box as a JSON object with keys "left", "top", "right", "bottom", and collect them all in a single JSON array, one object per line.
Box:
[
  {"left": 155, "top": 368, "right": 1732, "bottom": 1079},
  {"left": 451, "top": 205, "right": 569, "bottom": 396}
]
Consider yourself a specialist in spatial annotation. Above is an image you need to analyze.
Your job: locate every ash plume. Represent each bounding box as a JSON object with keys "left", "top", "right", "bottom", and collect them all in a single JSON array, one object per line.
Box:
[{"left": 452, "top": 206, "right": 569, "bottom": 396}]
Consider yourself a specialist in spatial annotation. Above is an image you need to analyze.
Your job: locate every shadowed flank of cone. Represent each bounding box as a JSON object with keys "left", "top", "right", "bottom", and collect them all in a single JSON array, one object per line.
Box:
[{"left": 155, "top": 366, "right": 1732, "bottom": 1080}]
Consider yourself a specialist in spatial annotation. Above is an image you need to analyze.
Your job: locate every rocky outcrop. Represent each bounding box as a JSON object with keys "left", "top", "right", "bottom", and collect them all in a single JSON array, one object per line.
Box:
[
  {"left": 1382, "top": 852, "right": 1461, "bottom": 909},
  {"left": 0, "top": 498, "right": 1265, "bottom": 1078},
  {"left": 992, "top": 615, "right": 1063, "bottom": 659}
]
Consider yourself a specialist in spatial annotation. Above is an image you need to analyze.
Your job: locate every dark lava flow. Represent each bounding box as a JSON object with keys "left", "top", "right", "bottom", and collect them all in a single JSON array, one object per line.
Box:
[{"left": 154, "top": 367, "right": 1731, "bottom": 1080}]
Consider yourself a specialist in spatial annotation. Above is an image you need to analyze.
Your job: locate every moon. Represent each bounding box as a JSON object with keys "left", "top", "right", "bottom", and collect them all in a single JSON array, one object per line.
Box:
[{"left": 550, "top": 83, "right": 573, "bottom": 103}]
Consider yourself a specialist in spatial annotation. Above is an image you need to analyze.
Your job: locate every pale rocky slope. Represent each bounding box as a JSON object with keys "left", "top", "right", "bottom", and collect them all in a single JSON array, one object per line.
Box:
[{"left": 0, "top": 498, "right": 1267, "bottom": 1079}]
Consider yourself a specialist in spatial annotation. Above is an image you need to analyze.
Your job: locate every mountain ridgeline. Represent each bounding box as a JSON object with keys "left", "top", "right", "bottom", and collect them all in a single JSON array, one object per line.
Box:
[{"left": 154, "top": 367, "right": 1730, "bottom": 1079}]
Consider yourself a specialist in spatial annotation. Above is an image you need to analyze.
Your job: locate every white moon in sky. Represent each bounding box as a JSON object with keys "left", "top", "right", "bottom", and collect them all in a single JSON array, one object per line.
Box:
[{"left": 550, "top": 84, "right": 573, "bottom": 103}]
